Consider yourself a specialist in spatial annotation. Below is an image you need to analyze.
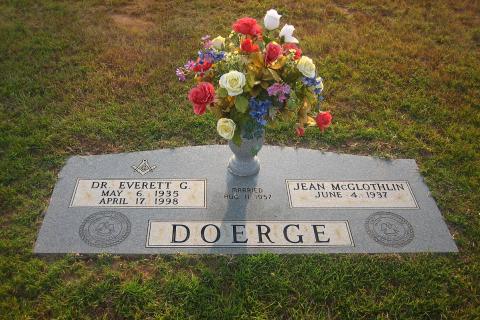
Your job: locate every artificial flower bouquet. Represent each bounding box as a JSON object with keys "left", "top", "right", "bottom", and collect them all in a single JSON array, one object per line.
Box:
[{"left": 176, "top": 9, "right": 332, "bottom": 145}]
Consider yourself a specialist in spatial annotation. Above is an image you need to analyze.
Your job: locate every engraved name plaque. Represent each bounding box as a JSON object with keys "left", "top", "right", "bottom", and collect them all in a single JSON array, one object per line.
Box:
[
  {"left": 286, "top": 180, "right": 418, "bottom": 209},
  {"left": 70, "top": 179, "right": 206, "bottom": 208},
  {"left": 147, "top": 221, "right": 353, "bottom": 248}
]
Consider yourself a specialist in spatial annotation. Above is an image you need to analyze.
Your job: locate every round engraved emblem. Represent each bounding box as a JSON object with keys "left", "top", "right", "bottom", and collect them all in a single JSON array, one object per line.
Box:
[
  {"left": 79, "top": 211, "right": 131, "bottom": 247},
  {"left": 365, "top": 212, "right": 414, "bottom": 247}
]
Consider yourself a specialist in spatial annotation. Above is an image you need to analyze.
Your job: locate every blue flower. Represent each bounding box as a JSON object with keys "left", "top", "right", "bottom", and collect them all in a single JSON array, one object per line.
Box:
[
  {"left": 198, "top": 49, "right": 225, "bottom": 63},
  {"left": 303, "top": 76, "right": 324, "bottom": 102},
  {"left": 249, "top": 98, "right": 272, "bottom": 126},
  {"left": 302, "top": 76, "right": 322, "bottom": 87},
  {"left": 211, "top": 51, "right": 226, "bottom": 62}
]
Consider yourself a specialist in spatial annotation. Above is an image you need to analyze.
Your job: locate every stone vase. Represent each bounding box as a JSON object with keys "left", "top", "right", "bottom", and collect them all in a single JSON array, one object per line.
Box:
[{"left": 227, "top": 131, "right": 264, "bottom": 177}]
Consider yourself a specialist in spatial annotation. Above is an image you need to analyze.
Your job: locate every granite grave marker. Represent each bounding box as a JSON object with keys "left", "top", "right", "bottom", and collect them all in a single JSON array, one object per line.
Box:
[{"left": 34, "top": 145, "right": 457, "bottom": 254}]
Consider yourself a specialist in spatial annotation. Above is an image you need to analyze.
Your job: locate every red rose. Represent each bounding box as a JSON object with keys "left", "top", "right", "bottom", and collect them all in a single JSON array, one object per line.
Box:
[
  {"left": 192, "top": 58, "right": 212, "bottom": 73},
  {"left": 264, "top": 42, "right": 282, "bottom": 65},
  {"left": 283, "top": 43, "right": 302, "bottom": 60},
  {"left": 188, "top": 82, "right": 215, "bottom": 115},
  {"left": 233, "top": 17, "right": 262, "bottom": 36},
  {"left": 296, "top": 126, "right": 305, "bottom": 137},
  {"left": 240, "top": 38, "right": 260, "bottom": 53},
  {"left": 315, "top": 111, "right": 332, "bottom": 131}
]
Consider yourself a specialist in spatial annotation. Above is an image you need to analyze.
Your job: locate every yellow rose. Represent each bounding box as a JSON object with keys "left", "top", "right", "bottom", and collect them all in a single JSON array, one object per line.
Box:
[
  {"left": 212, "top": 36, "right": 225, "bottom": 49},
  {"left": 297, "top": 56, "right": 316, "bottom": 78},
  {"left": 217, "top": 118, "right": 236, "bottom": 140},
  {"left": 219, "top": 70, "right": 246, "bottom": 96}
]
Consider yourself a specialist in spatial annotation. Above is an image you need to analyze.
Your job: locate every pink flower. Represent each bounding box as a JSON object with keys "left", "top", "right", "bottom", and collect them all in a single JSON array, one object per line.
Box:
[
  {"left": 315, "top": 111, "right": 332, "bottom": 131},
  {"left": 241, "top": 38, "right": 260, "bottom": 53},
  {"left": 188, "top": 82, "right": 215, "bottom": 115},
  {"left": 192, "top": 58, "right": 212, "bottom": 73},
  {"left": 233, "top": 17, "right": 262, "bottom": 36},
  {"left": 282, "top": 43, "right": 302, "bottom": 60},
  {"left": 264, "top": 42, "right": 282, "bottom": 65},
  {"left": 296, "top": 126, "right": 305, "bottom": 137}
]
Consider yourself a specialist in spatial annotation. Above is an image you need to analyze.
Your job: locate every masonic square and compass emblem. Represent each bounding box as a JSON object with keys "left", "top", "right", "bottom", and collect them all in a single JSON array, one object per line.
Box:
[{"left": 132, "top": 159, "right": 156, "bottom": 175}]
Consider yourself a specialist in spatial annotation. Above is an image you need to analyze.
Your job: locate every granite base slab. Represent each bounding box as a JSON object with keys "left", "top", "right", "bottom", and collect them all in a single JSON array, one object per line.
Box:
[{"left": 34, "top": 145, "right": 458, "bottom": 254}]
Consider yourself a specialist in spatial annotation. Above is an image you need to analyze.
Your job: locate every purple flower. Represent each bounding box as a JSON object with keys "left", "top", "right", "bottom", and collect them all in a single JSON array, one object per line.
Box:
[
  {"left": 267, "top": 83, "right": 291, "bottom": 103},
  {"left": 201, "top": 35, "right": 214, "bottom": 49},
  {"left": 184, "top": 60, "right": 195, "bottom": 70},
  {"left": 175, "top": 68, "right": 186, "bottom": 81},
  {"left": 204, "top": 40, "right": 213, "bottom": 49}
]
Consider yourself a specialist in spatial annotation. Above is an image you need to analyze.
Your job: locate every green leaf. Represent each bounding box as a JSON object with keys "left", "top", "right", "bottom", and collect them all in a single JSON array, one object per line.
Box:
[
  {"left": 246, "top": 71, "right": 256, "bottom": 88},
  {"left": 217, "top": 87, "right": 228, "bottom": 98},
  {"left": 235, "top": 95, "right": 249, "bottom": 113},
  {"left": 263, "top": 35, "right": 272, "bottom": 44},
  {"left": 268, "top": 69, "right": 282, "bottom": 82},
  {"left": 305, "top": 90, "right": 317, "bottom": 106},
  {"left": 251, "top": 85, "right": 261, "bottom": 97},
  {"left": 287, "top": 91, "right": 298, "bottom": 110},
  {"left": 232, "top": 127, "right": 242, "bottom": 146}
]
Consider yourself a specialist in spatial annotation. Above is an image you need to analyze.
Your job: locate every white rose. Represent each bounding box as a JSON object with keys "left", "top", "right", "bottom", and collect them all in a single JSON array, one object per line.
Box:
[
  {"left": 219, "top": 70, "right": 246, "bottom": 96},
  {"left": 297, "top": 56, "right": 316, "bottom": 78},
  {"left": 279, "top": 24, "right": 294, "bottom": 37},
  {"left": 264, "top": 9, "right": 281, "bottom": 30},
  {"left": 217, "top": 118, "right": 236, "bottom": 140},
  {"left": 284, "top": 35, "right": 299, "bottom": 44},
  {"left": 212, "top": 36, "right": 225, "bottom": 49},
  {"left": 279, "top": 24, "right": 299, "bottom": 43}
]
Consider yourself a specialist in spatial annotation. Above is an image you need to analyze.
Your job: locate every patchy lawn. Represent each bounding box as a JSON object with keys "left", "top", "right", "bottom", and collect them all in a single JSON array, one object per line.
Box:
[{"left": 1, "top": 0, "right": 479, "bottom": 318}]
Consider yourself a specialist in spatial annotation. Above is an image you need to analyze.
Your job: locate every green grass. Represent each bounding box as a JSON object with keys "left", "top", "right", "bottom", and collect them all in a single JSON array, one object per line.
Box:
[{"left": 1, "top": 0, "right": 479, "bottom": 318}]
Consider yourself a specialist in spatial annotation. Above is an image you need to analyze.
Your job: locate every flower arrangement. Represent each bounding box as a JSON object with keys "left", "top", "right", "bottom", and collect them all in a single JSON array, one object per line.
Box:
[{"left": 176, "top": 9, "right": 332, "bottom": 145}]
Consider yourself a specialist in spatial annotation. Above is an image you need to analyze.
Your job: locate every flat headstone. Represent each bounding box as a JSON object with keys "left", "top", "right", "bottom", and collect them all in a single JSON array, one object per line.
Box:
[{"left": 34, "top": 145, "right": 457, "bottom": 254}]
